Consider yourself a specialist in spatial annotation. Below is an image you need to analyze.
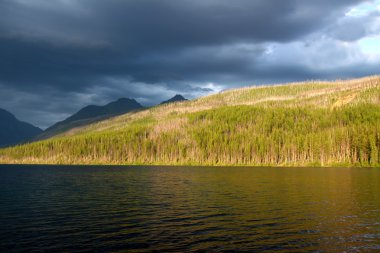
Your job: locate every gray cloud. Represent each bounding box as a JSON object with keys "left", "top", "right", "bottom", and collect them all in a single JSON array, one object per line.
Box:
[
  {"left": 0, "top": 0, "right": 379, "bottom": 128},
  {"left": 327, "top": 9, "right": 380, "bottom": 41}
]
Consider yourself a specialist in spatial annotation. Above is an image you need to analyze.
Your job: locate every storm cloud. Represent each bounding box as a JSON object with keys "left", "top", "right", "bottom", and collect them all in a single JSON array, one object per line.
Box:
[{"left": 0, "top": 0, "right": 379, "bottom": 128}]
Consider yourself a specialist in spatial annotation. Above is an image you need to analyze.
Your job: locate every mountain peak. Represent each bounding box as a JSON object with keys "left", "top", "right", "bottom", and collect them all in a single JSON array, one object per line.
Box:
[
  {"left": 39, "top": 97, "right": 144, "bottom": 140},
  {"left": 64, "top": 97, "right": 143, "bottom": 123},
  {"left": 161, "top": 94, "right": 187, "bottom": 105},
  {"left": 112, "top": 97, "right": 139, "bottom": 105},
  {"left": 172, "top": 94, "right": 185, "bottom": 100}
]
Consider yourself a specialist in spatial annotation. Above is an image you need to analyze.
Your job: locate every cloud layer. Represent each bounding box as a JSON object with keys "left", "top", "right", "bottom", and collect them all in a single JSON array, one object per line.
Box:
[{"left": 0, "top": 0, "right": 379, "bottom": 128}]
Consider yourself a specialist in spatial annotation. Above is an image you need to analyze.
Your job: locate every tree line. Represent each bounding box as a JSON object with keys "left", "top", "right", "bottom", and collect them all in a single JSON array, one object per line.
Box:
[{"left": 1, "top": 103, "right": 379, "bottom": 167}]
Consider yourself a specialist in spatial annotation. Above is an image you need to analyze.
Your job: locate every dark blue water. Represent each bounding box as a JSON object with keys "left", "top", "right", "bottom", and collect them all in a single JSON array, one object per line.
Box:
[{"left": 0, "top": 165, "right": 379, "bottom": 252}]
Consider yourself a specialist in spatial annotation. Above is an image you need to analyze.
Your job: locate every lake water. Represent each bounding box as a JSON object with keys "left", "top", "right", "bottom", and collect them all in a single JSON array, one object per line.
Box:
[{"left": 0, "top": 165, "right": 379, "bottom": 252}]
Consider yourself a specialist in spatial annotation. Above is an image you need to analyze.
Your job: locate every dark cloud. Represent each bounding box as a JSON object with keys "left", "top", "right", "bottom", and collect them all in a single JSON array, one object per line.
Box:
[{"left": 0, "top": 0, "right": 378, "bottom": 128}]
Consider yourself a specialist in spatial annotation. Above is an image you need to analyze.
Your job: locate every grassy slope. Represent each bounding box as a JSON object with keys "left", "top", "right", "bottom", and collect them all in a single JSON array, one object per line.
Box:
[{"left": 1, "top": 76, "right": 380, "bottom": 166}]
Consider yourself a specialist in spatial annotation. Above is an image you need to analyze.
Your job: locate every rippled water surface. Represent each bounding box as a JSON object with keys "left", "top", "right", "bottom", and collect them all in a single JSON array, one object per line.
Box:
[{"left": 0, "top": 165, "right": 380, "bottom": 252}]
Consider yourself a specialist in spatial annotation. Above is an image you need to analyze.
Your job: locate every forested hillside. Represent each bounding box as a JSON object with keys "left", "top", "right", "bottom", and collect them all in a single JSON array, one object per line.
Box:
[{"left": 1, "top": 76, "right": 379, "bottom": 166}]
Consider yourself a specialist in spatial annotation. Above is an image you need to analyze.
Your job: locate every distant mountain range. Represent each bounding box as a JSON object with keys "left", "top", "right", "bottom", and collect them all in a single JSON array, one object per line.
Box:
[
  {"left": 161, "top": 94, "right": 187, "bottom": 104},
  {"left": 37, "top": 98, "right": 144, "bottom": 140},
  {"left": 0, "top": 108, "right": 42, "bottom": 147},
  {"left": 61, "top": 98, "right": 144, "bottom": 123},
  {"left": 1, "top": 95, "right": 188, "bottom": 146}
]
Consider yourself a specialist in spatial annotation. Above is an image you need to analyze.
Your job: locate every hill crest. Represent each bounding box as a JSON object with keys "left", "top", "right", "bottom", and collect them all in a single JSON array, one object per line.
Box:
[{"left": 1, "top": 76, "right": 379, "bottom": 166}]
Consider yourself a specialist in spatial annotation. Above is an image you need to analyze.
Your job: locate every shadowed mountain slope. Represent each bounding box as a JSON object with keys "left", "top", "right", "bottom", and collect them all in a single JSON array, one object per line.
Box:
[
  {"left": 0, "top": 108, "right": 42, "bottom": 147},
  {"left": 37, "top": 98, "right": 143, "bottom": 140}
]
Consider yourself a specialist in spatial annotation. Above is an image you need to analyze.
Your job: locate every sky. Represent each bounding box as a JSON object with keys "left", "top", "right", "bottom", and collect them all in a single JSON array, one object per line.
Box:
[{"left": 1, "top": 0, "right": 380, "bottom": 128}]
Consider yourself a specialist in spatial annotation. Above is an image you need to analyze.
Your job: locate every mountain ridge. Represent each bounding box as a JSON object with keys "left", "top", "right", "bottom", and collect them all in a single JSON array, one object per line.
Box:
[{"left": 36, "top": 98, "right": 143, "bottom": 140}]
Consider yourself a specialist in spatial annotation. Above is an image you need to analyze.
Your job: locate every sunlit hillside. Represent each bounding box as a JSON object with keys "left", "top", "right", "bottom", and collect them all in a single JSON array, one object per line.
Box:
[{"left": 1, "top": 76, "right": 380, "bottom": 166}]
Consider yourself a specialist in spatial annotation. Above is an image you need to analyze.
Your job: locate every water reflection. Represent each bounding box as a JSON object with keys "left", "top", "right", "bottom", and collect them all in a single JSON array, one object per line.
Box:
[{"left": 0, "top": 166, "right": 379, "bottom": 252}]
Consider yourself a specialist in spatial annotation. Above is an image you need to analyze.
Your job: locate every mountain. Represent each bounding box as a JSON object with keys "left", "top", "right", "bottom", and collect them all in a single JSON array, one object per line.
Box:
[
  {"left": 1, "top": 76, "right": 380, "bottom": 167},
  {"left": 160, "top": 94, "right": 187, "bottom": 104},
  {"left": 60, "top": 98, "right": 143, "bottom": 122},
  {"left": 0, "top": 108, "right": 42, "bottom": 147},
  {"left": 37, "top": 98, "right": 143, "bottom": 140}
]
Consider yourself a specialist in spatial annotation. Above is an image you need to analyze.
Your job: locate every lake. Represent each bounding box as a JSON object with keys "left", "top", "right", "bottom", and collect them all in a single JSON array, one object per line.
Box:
[{"left": 0, "top": 165, "right": 379, "bottom": 252}]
